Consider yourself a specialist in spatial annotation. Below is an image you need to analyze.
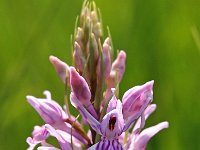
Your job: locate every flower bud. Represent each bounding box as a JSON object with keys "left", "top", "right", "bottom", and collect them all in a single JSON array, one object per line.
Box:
[
  {"left": 76, "top": 27, "right": 84, "bottom": 41},
  {"left": 91, "top": 10, "right": 98, "bottom": 24},
  {"left": 96, "top": 42, "right": 111, "bottom": 80},
  {"left": 111, "top": 50, "right": 126, "bottom": 82},
  {"left": 93, "top": 22, "right": 102, "bottom": 38},
  {"left": 106, "top": 50, "right": 126, "bottom": 88},
  {"left": 104, "top": 37, "right": 111, "bottom": 46},
  {"left": 49, "top": 56, "right": 69, "bottom": 84},
  {"left": 90, "top": 33, "right": 99, "bottom": 61},
  {"left": 73, "top": 42, "right": 86, "bottom": 72},
  {"left": 75, "top": 27, "right": 84, "bottom": 48},
  {"left": 80, "top": 7, "right": 89, "bottom": 26}
]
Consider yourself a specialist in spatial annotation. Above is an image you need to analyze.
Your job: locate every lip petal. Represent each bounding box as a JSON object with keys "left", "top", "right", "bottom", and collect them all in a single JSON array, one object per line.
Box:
[{"left": 101, "top": 100, "right": 124, "bottom": 139}]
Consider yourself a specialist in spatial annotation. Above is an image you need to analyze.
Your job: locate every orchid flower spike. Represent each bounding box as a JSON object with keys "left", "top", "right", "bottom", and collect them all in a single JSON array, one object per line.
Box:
[{"left": 27, "top": 1, "right": 169, "bottom": 150}]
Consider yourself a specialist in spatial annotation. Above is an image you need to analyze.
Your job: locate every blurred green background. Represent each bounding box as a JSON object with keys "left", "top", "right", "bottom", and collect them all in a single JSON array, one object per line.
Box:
[{"left": 0, "top": 0, "right": 200, "bottom": 149}]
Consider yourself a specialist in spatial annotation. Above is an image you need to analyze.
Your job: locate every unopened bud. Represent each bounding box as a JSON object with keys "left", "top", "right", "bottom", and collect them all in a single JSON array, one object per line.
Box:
[
  {"left": 93, "top": 22, "right": 102, "bottom": 38},
  {"left": 75, "top": 27, "right": 84, "bottom": 43},
  {"left": 104, "top": 37, "right": 111, "bottom": 46},
  {"left": 106, "top": 51, "right": 126, "bottom": 88},
  {"left": 49, "top": 56, "right": 69, "bottom": 84},
  {"left": 80, "top": 7, "right": 89, "bottom": 26},
  {"left": 91, "top": 11, "right": 98, "bottom": 24},
  {"left": 73, "top": 42, "right": 86, "bottom": 72},
  {"left": 97, "top": 43, "right": 111, "bottom": 80},
  {"left": 90, "top": 33, "right": 99, "bottom": 61}
]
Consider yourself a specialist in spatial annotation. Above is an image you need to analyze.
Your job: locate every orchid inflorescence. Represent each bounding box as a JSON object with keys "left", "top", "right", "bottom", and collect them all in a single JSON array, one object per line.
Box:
[{"left": 26, "top": 1, "right": 169, "bottom": 150}]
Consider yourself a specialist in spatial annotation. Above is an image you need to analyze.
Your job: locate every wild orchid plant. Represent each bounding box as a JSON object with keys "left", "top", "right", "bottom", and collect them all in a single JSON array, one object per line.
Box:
[{"left": 26, "top": 1, "right": 169, "bottom": 150}]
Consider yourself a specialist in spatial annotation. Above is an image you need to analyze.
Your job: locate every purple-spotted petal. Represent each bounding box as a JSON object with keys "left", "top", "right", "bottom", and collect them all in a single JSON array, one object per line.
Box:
[
  {"left": 101, "top": 100, "right": 124, "bottom": 139},
  {"left": 133, "top": 122, "right": 169, "bottom": 150},
  {"left": 49, "top": 56, "right": 69, "bottom": 84}
]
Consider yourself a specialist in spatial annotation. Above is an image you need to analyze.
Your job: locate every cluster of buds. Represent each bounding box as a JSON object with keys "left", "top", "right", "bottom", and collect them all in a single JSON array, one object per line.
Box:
[{"left": 26, "top": 1, "right": 168, "bottom": 150}]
